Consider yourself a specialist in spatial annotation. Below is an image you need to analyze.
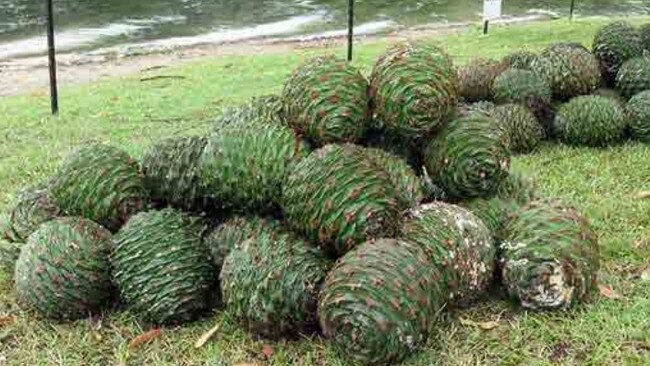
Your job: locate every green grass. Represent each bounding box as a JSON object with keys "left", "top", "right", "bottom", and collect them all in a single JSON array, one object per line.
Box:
[{"left": 1, "top": 17, "right": 650, "bottom": 366}]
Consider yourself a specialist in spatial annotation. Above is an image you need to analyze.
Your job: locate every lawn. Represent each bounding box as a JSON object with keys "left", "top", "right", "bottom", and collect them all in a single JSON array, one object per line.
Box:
[{"left": 1, "top": 17, "right": 649, "bottom": 366}]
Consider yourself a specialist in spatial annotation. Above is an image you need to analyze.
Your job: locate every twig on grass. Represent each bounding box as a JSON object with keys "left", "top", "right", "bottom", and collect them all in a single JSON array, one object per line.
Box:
[{"left": 140, "top": 75, "right": 186, "bottom": 82}]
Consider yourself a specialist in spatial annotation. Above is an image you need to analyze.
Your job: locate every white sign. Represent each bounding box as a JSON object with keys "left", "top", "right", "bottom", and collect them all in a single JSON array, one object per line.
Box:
[{"left": 484, "top": 0, "right": 502, "bottom": 20}]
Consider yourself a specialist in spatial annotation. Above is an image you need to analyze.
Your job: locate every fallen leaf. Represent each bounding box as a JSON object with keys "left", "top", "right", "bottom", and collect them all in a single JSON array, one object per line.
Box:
[
  {"left": 262, "top": 344, "right": 275, "bottom": 358},
  {"left": 549, "top": 341, "right": 570, "bottom": 362},
  {"left": 194, "top": 322, "right": 220, "bottom": 349},
  {"left": 634, "top": 191, "right": 650, "bottom": 199},
  {"left": 92, "top": 331, "right": 103, "bottom": 342},
  {"left": 598, "top": 284, "right": 622, "bottom": 300},
  {"left": 128, "top": 328, "right": 162, "bottom": 350},
  {"left": 459, "top": 317, "right": 500, "bottom": 330},
  {"left": 641, "top": 269, "right": 650, "bottom": 282},
  {"left": 0, "top": 316, "right": 15, "bottom": 327}
]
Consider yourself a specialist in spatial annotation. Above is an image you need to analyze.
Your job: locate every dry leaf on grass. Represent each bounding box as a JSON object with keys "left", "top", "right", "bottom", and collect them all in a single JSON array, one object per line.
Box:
[
  {"left": 459, "top": 317, "right": 500, "bottom": 330},
  {"left": 128, "top": 328, "right": 162, "bottom": 350},
  {"left": 194, "top": 322, "right": 220, "bottom": 349},
  {"left": 598, "top": 284, "right": 622, "bottom": 300},
  {"left": 634, "top": 191, "right": 650, "bottom": 199},
  {"left": 0, "top": 316, "right": 15, "bottom": 327},
  {"left": 262, "top": 344, "right": 275, "bottom": 358}
]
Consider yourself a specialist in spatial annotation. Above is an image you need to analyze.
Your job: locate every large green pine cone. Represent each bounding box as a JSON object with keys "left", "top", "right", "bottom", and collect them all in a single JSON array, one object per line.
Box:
[
  {"left": 112, "top": 209, "right": 213, "bottom": 325},
  {"left": 492, "top": 68, "right": 552, "bottom": 124},
  {"left": 458, "top": 58, "right": 508, "bottom": 102},
  {"left": 200, "top": 123, "right": 309, "bottom": 211},
  {"left": 370, "top": 42, "right": 459, "bottom": 139},
  {"left": 554, "top": 95, "right": 626, "bottom": 147},
  {"left": 141, "top": 136, "right": 208, "bottom": 210},
  {"left": 593, "top": 21, "right": 643, "bottom": 84},
  {"left": 4, "top": 188, "right": 60, "bottom": 242},
  {"left": 401, "top": 202, "right": 495, "bottom": 304},
  {"left": 492, "top": 104, "right": 545, "bottom": 154},
  {"left": 626, "top": 90, "right": 650, "bottom": 142},
  {"left": 363, "top": 147, "right": 424, "bottom": 208},
  {"left": 220, "top": 231, "right": 330, "bottom": 339},
  {"left": 502, "top": 51, "right": 537, "bottom": 70},
  {"left": 501, "top": 200, "right": 600, "bottom": 310},
  {"left": 282, "top": 144, "right": 404, "bottom": 255},
  {"left": 424, "top": 116, "right": 511, "bottom": 200},
  {"left": 282, "top": 56, "right": 370, "bottom": 145},
  {"left": 204, "top": 216, "right": 280, "bottom": 271},
  {"left": 615, "top": 57, "right": 650, "bottom": 99},
  {"left": 14, "top": 217, "right": 113, "bottom": 321},
  {"left": 533, "top": 43, "right": 601, "bottom": 100},
  {"left": 319, "top": 238, "right": 438, "bottom": 366},
  {"left": 50, "top": 144, "right": 145, "bottom": 231}
]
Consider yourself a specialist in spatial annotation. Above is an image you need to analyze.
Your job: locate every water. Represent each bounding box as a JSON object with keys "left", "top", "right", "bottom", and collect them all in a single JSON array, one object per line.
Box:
[{"left": 1, "top": 0, "right": 649, "bottom": 60}]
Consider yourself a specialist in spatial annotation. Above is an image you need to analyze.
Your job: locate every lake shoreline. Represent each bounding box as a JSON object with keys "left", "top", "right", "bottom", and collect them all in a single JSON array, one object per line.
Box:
[{"left": 1, "top": 14, "right": 554, "bottom": 97}]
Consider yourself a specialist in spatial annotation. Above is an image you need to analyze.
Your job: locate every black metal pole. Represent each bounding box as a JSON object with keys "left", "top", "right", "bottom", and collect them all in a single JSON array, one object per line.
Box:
[
  {"left": 347, "top": 0, "right": 354, "bottom": 61},
  {"left": 46, "top": 0, "right": 59, "bottom": 115},
  {"left": 570, "top": 0, "right": 576, "bottom": 21},
  {"left": 483, "top": 20, "right": 489, "bottom": 35}
]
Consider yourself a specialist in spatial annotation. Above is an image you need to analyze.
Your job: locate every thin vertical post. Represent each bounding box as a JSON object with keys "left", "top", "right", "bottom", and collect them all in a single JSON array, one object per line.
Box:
[
  {"left": 347, "top": 0, "right": 354, "bottom": 61},
  {"left": 483, "top": 20, "right": 489, "bottom": 35},
  {"left": 570, "top": 0, "right": 576, "bottom": 21},
  {"left": 46, "top": 0, "right": 59, "bottom": 115}
]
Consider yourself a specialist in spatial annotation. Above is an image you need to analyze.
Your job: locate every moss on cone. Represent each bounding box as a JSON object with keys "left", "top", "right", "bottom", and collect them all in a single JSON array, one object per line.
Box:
[
  {"left": 401, "top": 202, "right": 495, "bottom": 304},
  {"left": 283, "top": 56, "right": 370, "bottom": 145},
  {"left": 554, "top": 95, "right": 626, "bottom": 147},
  {"left": 282, "top": 144, "right": 405, "bottom": 255},
  {"left": 626, "top": 90, "right": 650, "bottom": 142},
  {"left": 221, "top": 231, "right": 330, "bottom": 339},
  {"left": 424, "top": 115, "right": 510, "bottom": 200},
  {"left": 141, "top": 136, "right": 208, "bottom": 210},
  {"left": 615, "top": 57, "right": 650, "bottom": 99},
  {"left": 50, "top": 144, "right": 145, "bottom": 231},
  {"left": 370, "top": 42, "right": 459, "bottom": 139},
  {"left": 593, "top": 21, "right": 643, "bottom": 85},
  {"left": 14, "top": 217, "right": 113, "bottom": 321},
  {"left": 319, "top": 239, "right": 438, "bottom": 366},
  {"left": 501, "top": 200, "right": 600, "bottom": 310},
  {"left": 458, "top": 58, "right": 508, "bottom": 102},
  {"left": 112, "top": 209, "right": 213, "bottom": 324}
]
